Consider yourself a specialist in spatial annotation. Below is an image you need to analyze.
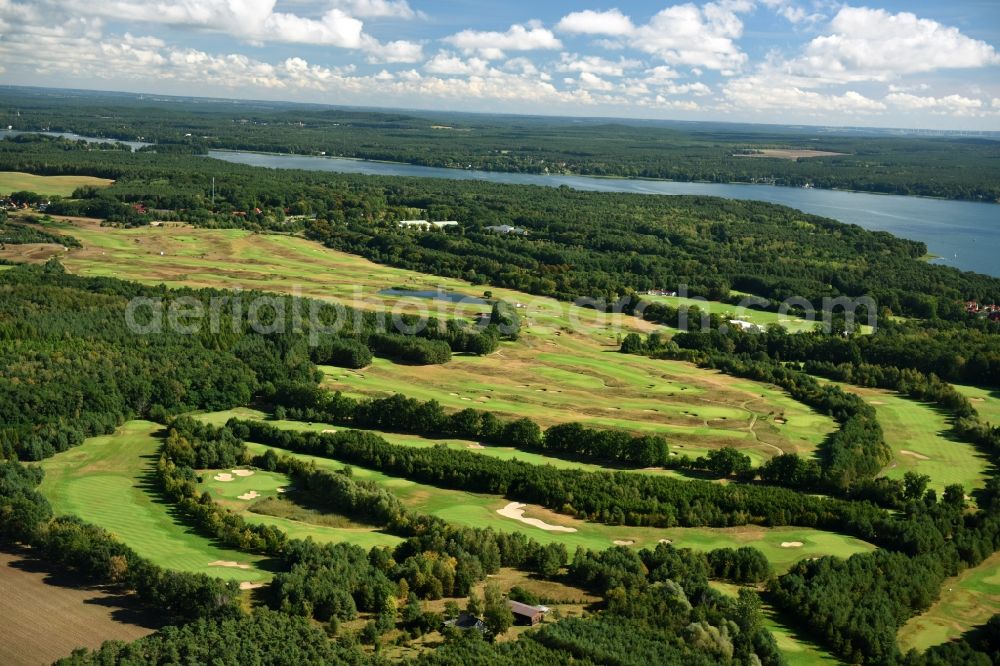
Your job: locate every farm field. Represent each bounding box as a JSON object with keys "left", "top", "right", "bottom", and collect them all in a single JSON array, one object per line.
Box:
[
  {"left": 897, "top": 551, "right": 1000, "bottom": 652},
  {"left": 237, "top": 439, "right": 875, "bottom": 573},
  {"left": 9, "top": 215, "right": 837, "bottom": 465},
  {"left": 0, "top": 171, "right": 112, "bottom": 196},
  {"left": 711, "top": 582, "right": 844, "bottom": 666},
  {"left": 830, "top": 382, "right": 990, "bottom": 496},
  {"left": 0, "top": 549, "right": 158, "bottom": 666},
  {"left": 37, "top": 421, "right": 270, "bottom": 584}
]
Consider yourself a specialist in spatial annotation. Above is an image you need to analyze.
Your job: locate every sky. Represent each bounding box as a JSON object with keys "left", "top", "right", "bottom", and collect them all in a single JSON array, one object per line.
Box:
[{"left": 1, "top": 1, "right": 999, "bottom": 130}]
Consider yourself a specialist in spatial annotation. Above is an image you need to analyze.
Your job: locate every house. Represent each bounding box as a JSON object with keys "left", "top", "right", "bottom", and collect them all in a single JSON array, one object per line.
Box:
[
  {"left": 728, "top": 319, "right": 761, "bottom": 333},
  {"left": 485, "top": 224, "right": 529, "bottom": 236},
  {"left": 507, "top": 600, "right": 545, "bottom": 626},
  {"left": 444, "top": 612, "right": 486, "bottom": 633}
]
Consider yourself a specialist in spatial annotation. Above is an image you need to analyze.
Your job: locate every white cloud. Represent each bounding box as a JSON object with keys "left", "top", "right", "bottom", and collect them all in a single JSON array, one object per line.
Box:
[
  {"left": 361, "top": 36, "right": 423, "bottom": 63},
  {"left": 630, "top": 1, "right": 752, "bottom": 74},
  {"left": 424, "top": 52, "right": 492, "bottom": 76},
  {"left": 886, "top": 93, "right": 984, "bottom": 116},
  {"left": 792, "top": 7, "right": 1000, "bottom": 83},
  {"left": 644, "top": 65, "right": 682, "bottom": 82},
  {"left": 556, "top": 54, "right": 641, "bottom": 77},
  {"left": 444, "top": 22, "right": 562, "bottom": 59},
  {"left": 577, "top": 71, "right": 615, "bottom": 91},
  {"left": 723, "top": 75, "right": 886, "bottom": 113},
  {"left": 556, "top": 9, "right": 635, "bottom": 36},
  {"left": 328, "top": 0, "right": 423, "bottom": 20}
]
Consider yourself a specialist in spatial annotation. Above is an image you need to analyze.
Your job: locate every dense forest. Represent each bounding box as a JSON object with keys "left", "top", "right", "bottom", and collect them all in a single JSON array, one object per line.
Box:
[
  {"left": 2, "top": 87, "right": 999, "bottom": 202},
  {"left": 0, "top": 262, "right": 503, "bottom": 460},
  {"left": 2, "top": 91, "right": 1000, "bottom": 665}
]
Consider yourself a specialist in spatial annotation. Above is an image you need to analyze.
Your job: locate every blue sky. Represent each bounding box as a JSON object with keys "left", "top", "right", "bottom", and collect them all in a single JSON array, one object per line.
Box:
[{"left": 1, "top": 1, "right": 998, "bottom": 129}]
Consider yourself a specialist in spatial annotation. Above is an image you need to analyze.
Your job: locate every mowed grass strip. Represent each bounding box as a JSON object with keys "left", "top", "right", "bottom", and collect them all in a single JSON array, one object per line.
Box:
[
  {"left": 38, "top": 421, "right": 269, "bottom": 583},
  {"left": 238, "top": 439, "right": 874, "bottom": 573},
  {"left": 830, "top": 382, "right": 990, "bottom": 496},
  {"left": 711, "top": 582, "right": 845, "bottom": 666},
  {"left": 897, "top": 551, "right": 1000, "bottom": 652},
  {"left": 0, "top": 171, "right": 112, "bottom": 197},
  {"left": 0, "top": 549, "right": 158, "bottom": 666}
]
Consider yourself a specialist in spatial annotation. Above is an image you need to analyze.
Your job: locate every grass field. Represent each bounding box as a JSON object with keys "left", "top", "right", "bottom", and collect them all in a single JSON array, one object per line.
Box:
[
  {"left": 237, "top": 439, "right": 875, "bottom": 572},
  {"left": 38, "top": 421, "right": 270, "bottom": 583},
  {"left": 0, "top": 171, "right": 112, "bottom": 197},
  {"left": 897, "top": 551, "right": 1000, "bottom": 652},
  {"left": 0, "top": 549, "right": 158, "bottom": 666},
  {"left": 829, "top": 382, "right": 990, "bottom": 496},
  {"left": 642, "top": 294, "right": 821, "bottom": 333},
  {"left": 955, "top": 384, "right": 1000, "bottom": 425},
  {"left": 197, "top": 467, "right": 402, "bottom": 550},
  {"left": 711, "top": 582, "right": 844, "bottom": 666},
  {"left": 4, "top": 215, "right": 837, "bottom": 466},
  {"left": 198, "top": 407, "right": 695, "bottom": 479}
]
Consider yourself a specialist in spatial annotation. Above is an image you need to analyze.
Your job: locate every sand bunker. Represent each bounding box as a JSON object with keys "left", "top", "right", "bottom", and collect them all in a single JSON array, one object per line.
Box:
[
  {"left": 238, "top": 491, "right": 260, "bottom": 501},
  {"left": 467, "top": 443, "right": 485, "bottom": 450},
  {"left": 780, "top": 541, "right": 804, "bottom": 548},
  {"left": 658, "top": 539, "right": 672, "bottom": 545},
  {"left": 213, "top": 473, "right": 233, "bottom": 482},
  {"left": 239, "top": 582, "right": 265, "bottom": 590},
  {"left": 209, "top": 560, "right": 252, "bottom": 570},
  {"left": 322, "top": 429, "right": 337, "bottom": 434},
  {"left": 276, "top": 487, "right": 288, "bottom": 493},
  {"left": 899, "top": 450, "right": 930, "bottom": 461},
  {"left": 497, "top": 502, "right": 577, "bottom": 533},
  {"left": 231, "top": 469, "right": 255, "bottom": 477},
  {"left": 613, "top": 540, "right": 635, "bottom": 546}
]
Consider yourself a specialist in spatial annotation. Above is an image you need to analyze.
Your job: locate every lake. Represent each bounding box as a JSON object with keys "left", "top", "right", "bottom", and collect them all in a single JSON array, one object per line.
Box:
[{"left": 209, "top": 150, "right": 999, "bottom": 277}]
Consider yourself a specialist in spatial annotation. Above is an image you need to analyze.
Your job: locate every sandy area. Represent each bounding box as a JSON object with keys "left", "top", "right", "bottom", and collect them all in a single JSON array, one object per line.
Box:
[
  {"left": 899, "top": 450, "right": 931, "bottom": 460},
  {"left": 322, "top": 429, "right": 338, "bottom": 434},
  {"left": 239, "top": 582, "right": 265, "bottom": 590},
  {"left": 780, "top": 541, "right": 804, "bottom": 548},
  {"left": 213, "top": 473, "right": 233, "bottom": 482},
  {"left": 869, "top": 401, "right": 887, "bottom": 405},
  {"left": 231, "top": 469, "right": 254, "bottom": 477},
  {"left": 467, "top": 443, "right": 485, "bottom": 450},
  {"left": 735, "top": 148, "right": 846, "bottom": 160},
  {"left": 613, "top": 540, "right": 635, "bottom": 546},
  {"left": 276, "top": 487, "right": 287, "bottom": 493},
  {"left": 208, "top": 560, "right": 252, "bottom": 570},
  {"left": 496, "top": 502, "right": 578, "bottom": 533},
  {"left": 658, "top": 539, "right": 672, "bottom": 545},
  {"left": 238, "top": 491, "right": 260, "bottom": 501}
]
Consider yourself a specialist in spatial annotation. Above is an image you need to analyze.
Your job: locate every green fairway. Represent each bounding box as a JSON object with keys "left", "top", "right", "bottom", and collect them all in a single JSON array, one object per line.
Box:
[
  {"left": 829, "top": 382, "right": 990, "bottom": 496},
  {"left": 0, "top": 171, "right": 112, "bottom": 197},
  {"left": 240, "top": 440, "right": 874, "bottom": 572},
  {"left": 9, "top": 216, "right": 837, "bottom": 466},
  {"left": 37, "top": 421, "right": 269, "bottom": 583},
  {"left": 955, "top": 384, "right": 1000, "bottom": 425},
  {"left": 711, "top": 583, "right": 844, "bottom": 665},
  {"left": 197, "top": 466, "right": 402, "bottom": 550},
  {"left": 897, "top": 551, "right": 1000, "bottom": 652},
  {"left": 643, "top": 294, "right": 822, "bottom": 333}
]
